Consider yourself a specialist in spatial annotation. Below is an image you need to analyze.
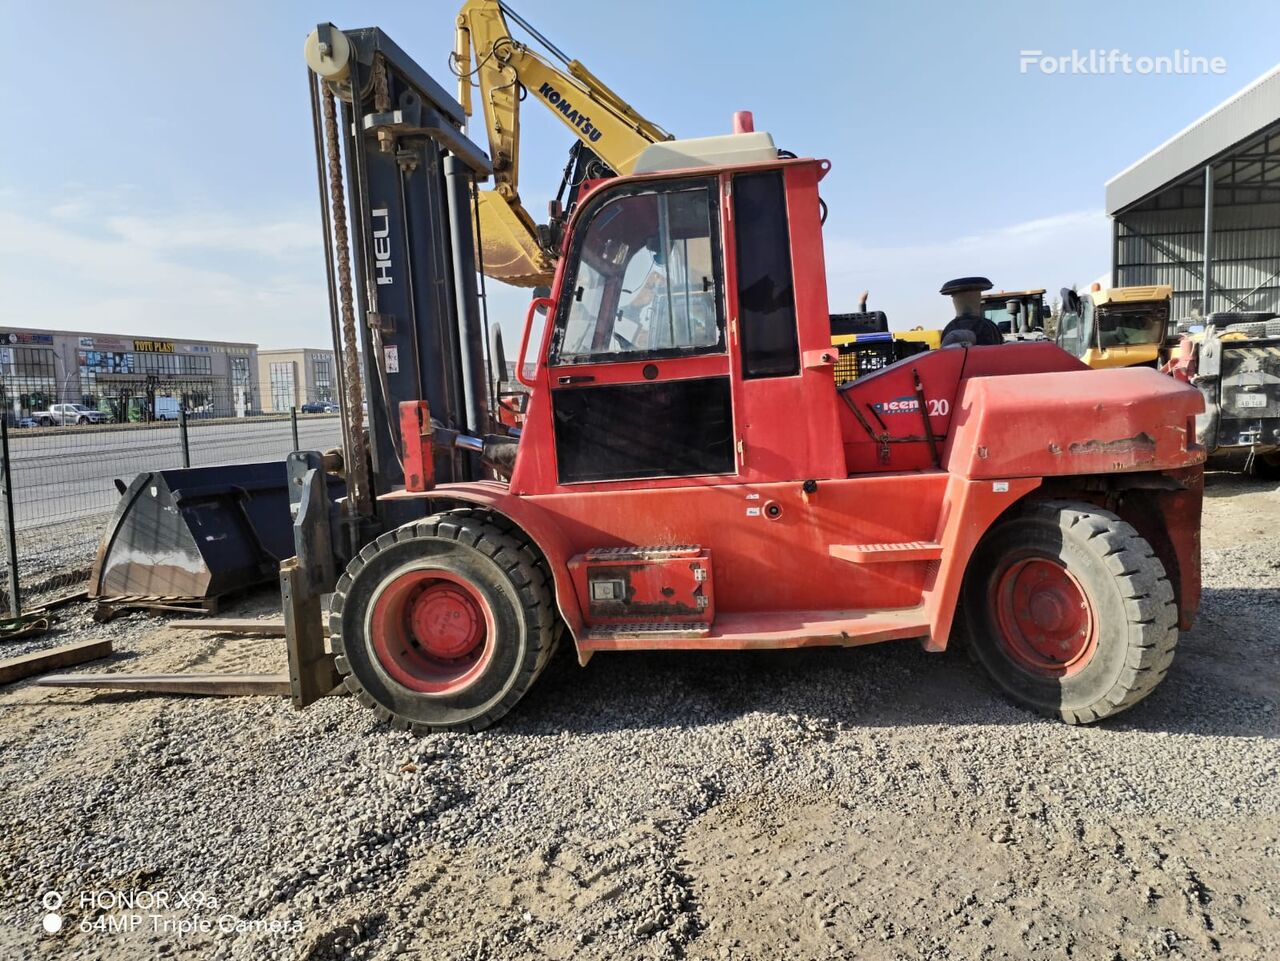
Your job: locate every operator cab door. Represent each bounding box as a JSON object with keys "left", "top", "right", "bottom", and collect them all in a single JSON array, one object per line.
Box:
[
  {"left": 1056, "top": 289, "right": 1094, "bottom": 360},
  {"left": 546, "top": 177, "right": 736, "bottom": 485}
]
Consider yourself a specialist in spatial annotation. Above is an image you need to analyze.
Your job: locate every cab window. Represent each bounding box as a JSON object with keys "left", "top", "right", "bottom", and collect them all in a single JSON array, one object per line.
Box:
[
  {"left": 1097, "top": 307, "right": 1166, "bottom": 348},
  {"left": 550, "top": 180, "right": 724, "bottom": 365}
]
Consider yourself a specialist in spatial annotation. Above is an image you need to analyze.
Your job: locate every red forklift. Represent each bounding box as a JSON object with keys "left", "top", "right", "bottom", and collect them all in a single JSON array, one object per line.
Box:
[{"left": 94, "top": 24, "right": 1206, "bottom": 731}]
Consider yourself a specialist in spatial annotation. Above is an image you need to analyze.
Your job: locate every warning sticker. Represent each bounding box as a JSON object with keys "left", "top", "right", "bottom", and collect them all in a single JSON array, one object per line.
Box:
[{"left": 384, "top": 345, "right": 399, "bottom": 373}]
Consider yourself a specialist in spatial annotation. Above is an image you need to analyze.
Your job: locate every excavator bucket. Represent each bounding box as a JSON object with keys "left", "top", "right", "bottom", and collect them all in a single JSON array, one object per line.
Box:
[
  {"left": 474, "top": 190, "right": 556, "bottom": 288},
  {"left": 88, "top": 463, "right": 335, "bottom": 613}
]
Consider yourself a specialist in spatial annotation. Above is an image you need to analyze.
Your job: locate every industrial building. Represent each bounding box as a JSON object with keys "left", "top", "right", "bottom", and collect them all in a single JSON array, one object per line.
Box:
[
  {"left": 0, "top": 326, "right": 259, "bottom": 420},
  {"left": 1108, "top": 65, "right": 1280, "bottom": 319},
  {"left": 256, "top": 348, "right": 337, "bottom": 412}
]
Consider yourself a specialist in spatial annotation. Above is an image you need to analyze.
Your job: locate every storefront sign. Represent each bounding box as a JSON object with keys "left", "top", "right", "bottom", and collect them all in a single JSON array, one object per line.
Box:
[
  {"left": 133, "top": 339, "right": 175, "bottom": 353},
  {"left": 5, "top": 332, "right": 54, "bottom": 345},
  {"left": 86, "top": 336, "right": 127, "bottom": 350}
]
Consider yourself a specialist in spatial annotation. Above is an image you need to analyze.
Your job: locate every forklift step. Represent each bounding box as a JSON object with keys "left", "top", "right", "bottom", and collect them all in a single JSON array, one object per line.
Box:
[
  {"left": 829, "top": 541, "right": 943, "bottom": 564},
  {"left": 584, "top": 545, "right": 702, "bottom": 561},
  {"left": 579, "top": 605, "right": 928, "bottom": 652},
  {"left": 585, "top": 622, "right": 712, "bottom": 641}
]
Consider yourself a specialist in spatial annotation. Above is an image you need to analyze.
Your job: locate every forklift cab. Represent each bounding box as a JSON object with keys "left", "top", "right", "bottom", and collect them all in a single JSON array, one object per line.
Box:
[{"left": 511, "top": 147, "right": 847, "bottom": 494}]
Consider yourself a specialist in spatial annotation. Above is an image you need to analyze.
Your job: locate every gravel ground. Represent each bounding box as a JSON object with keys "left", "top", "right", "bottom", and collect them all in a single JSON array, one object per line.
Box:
[{"left": 1, "top": 472, "right": 1277, "bottom": 961}]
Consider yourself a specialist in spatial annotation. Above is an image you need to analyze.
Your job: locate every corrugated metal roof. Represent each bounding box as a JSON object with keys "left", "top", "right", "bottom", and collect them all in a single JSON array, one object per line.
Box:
[{"left": 1106, "top": 65, "right": 1280, "bottom": 215}]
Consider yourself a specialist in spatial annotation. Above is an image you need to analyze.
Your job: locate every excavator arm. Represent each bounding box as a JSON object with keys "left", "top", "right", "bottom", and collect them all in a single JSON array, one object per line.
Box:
[{"left": 454, "top": 0, "right": 671, "bottom": 286}]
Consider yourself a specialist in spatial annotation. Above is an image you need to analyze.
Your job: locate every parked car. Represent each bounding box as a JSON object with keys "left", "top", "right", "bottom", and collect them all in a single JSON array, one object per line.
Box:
[
  {"left": 301, "top": 401, "right": 339, "bottom": 413},
  {"left": 33, "top": 403, "right": 104, "bottom": 426}
]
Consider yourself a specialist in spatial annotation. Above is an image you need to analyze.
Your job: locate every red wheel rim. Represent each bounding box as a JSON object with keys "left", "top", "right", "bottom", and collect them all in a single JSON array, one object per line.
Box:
[
  {"left": 369, "top": 569, "right": 495, "bottom": 695},
  {"left": 993, "top": 556, "right": 1097, "bottom": 677}
]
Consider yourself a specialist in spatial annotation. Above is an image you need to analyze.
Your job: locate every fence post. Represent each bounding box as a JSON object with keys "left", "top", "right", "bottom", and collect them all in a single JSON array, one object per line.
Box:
[
  {"left": 290, "top": 406, "right": 300, "bottom": 452},
  {"left": 179, "top": 405, "right": 191, "bottom": 468},
  {"left": 0, "top": 395, "right": 21, "bottom": 619}
]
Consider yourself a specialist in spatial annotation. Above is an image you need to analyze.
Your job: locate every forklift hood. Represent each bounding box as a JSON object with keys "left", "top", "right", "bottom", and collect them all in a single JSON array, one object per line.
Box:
[{"left": 945, "top": 366, "right": 1205, "bottom": 478}]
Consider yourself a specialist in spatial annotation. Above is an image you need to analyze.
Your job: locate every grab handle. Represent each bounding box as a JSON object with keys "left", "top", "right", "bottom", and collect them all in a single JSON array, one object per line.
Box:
[{"left": 516, "top": 297, "right": 555, "bottom": 389}]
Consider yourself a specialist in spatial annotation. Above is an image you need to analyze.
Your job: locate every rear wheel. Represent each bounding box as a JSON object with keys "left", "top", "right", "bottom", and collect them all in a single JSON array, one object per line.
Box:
[
  {"left": 961, "top": 500, "right": 1177, "bottom": 724},
  {"left": 329, "top": 512, "right": 558, "bottom": 732}
]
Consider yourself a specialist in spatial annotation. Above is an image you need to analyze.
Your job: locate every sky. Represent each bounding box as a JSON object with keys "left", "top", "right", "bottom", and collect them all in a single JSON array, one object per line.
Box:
[{"left": 2, "top": 0, "right": 1278, "bottom": 348}]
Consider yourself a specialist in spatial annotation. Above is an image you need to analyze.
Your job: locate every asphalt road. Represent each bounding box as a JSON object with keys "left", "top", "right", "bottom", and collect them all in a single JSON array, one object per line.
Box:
[{"left": 4, "top": 415, "right": 342, "bottom": 530}]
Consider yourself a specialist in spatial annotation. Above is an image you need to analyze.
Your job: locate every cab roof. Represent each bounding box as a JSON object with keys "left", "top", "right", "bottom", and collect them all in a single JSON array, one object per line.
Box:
[
  {"left": 1090, "top": 284, "right": 1173, "bottom": 308},
  {"left": 632, "top": 132, "right": 779, "bottom": 173}
]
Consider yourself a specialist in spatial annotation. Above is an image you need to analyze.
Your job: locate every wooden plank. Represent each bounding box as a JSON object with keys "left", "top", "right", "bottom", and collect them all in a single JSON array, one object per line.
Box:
[
  {"left": 36, "top": 672, "right": 292, "bottom": 697},
  {"left": 0, "top": 639, "right": 113, "bottom": 686},
  {"left": 168, "top": 618, "right": 286, "bottom": 636}
]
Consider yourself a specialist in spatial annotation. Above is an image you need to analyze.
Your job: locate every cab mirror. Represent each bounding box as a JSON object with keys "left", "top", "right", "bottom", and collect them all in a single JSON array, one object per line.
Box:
[{"left": 490, "top": 323, "right": 508, "bottom": 383}]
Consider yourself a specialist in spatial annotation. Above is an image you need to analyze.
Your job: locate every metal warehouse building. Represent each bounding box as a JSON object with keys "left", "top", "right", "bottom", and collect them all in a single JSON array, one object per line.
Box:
[{"left": 1107, "top": 65, "right": 1280, "bottom": 320}]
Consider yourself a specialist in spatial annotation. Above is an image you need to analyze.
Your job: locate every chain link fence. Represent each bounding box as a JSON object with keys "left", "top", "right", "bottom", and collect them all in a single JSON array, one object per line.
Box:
[{"left": 0, "top": 382, "right": 342, "bottom": 616}]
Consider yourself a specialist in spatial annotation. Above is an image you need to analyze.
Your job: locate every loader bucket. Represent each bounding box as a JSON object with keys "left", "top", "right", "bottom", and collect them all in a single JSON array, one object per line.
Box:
[{"left": 89, "top": 462, "right": 317, "bottom": 605}]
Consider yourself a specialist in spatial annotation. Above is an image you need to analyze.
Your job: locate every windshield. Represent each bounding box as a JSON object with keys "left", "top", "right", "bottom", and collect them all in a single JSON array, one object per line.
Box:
[
  {"left": 982, "top": 295, "right": 1042, "bottom": 333},
  {"left": 1096, "top": 304, "right": 1168, "bottom": 348},
  {"left": 982, "top": 303, "right": 1015, "bottom": 329}
]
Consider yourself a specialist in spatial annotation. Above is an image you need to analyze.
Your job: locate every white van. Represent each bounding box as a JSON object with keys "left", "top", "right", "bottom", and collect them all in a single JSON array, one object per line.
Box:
[{"left": 154, "top": 396, "right": 188, "bottom": 421}]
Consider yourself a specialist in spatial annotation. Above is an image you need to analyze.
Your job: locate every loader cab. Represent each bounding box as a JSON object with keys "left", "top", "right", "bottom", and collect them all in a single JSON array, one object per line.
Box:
[
  {"left": 1058, "top": 285, "right": 1173, "bottom": 369},
  {"left": 511, "top": 142, "right": 847, "bottom": 494}
]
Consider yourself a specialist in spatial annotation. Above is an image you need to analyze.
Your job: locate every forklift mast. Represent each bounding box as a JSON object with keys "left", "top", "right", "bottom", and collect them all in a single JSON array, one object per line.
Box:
[{"left": 306, "top": 25, "right": 494, "bottom": 503}]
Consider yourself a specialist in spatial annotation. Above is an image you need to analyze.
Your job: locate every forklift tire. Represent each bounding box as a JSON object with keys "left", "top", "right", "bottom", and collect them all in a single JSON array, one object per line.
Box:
[
  {"left": 961, "top": 500, "right": 1177, "bottom": 724},
  {"left": 328, "top": 512, "right": 557, "bottom": 733}
]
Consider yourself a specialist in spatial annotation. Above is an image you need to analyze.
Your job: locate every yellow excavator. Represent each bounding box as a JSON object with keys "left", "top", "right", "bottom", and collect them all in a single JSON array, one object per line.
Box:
[{"left": 453, "top": 0, "right": 673, "bottom": 287}]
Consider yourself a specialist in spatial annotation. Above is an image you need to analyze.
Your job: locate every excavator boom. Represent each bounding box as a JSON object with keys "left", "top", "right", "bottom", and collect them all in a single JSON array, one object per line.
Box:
[{"left": 454, "top": 0, "right": 670, "bottom": 286}]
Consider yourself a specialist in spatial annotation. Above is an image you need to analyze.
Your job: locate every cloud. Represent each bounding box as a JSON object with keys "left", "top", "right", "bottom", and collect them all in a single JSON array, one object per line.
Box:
[
  {"left": 824, "top": 209, "right": 1111, "bottom": 326},
  {"left": 0, "top": 188, "right": 328, "bottom": 349},
  {"left": 103, "top": 213, "right": 316, "bottom": 259}
]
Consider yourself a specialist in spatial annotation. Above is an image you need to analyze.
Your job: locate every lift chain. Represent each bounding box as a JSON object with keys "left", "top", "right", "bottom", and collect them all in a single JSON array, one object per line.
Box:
[
  {"left": 372, "top": 55, "right": 393, "bottom": 153},
  {"left": 321, "top": 82, "right": 372, "bottom": 516}
]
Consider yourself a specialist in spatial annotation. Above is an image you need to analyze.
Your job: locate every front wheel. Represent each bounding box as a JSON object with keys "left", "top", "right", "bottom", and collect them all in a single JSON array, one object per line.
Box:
[
  {"left": 328, "top": 512, "right": 558, "bottom": 732},
  {"left": 961, "top": 500, "right": 1177, "bottom": 724}
]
